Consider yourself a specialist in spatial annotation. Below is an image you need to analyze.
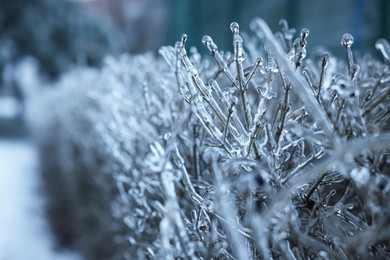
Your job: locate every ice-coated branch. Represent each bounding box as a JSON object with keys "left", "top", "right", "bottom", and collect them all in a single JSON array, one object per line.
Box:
[
  {"left": 160, "top": 170, "right": 193, "bottom": 258},
  {"left": 202, "top": 35, "right": 239, "bottom": 88},
  {"left": 172, "top": 144, "right": 206, "bottom": 206},
  {"left": 317, "top": 54, "right": 329, "bottom": 100},
  {"left": 266, "top": 133, "right": 390, "bottom": 224},
  {"left": 341, "top": 33, "right": 355, "bottom": 76},
  {"left": 250, "top": 18, "right": 338, "bottom": 146},
  {"left": 231, "top": 22, "right": 253, "bottom": 131}
]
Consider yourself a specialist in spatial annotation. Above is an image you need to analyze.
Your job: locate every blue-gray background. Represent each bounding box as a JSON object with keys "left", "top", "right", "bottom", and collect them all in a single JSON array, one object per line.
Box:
[{"left": 0, "top": 0, "right": 389, "bottom": 136}]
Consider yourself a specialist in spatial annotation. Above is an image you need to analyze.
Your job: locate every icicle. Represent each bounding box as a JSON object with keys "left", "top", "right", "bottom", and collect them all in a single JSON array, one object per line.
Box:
[
  {"left": 293, "top": 28, "right": 309, "bottom": 67},
  {"left": 230, "top": 22, "right": 245, "bottom": 63},
  {"left": 230, "top": 22, "right": 252, "bottom": 132},
  {"left": 317, "top": 54, "right": 329, "bottom": 100},
  {"left": 265, "top": 49, "right": 279, "bottom": 73},
  {"left": 341, "top": 33, "right": 355, "bottom": 75}
]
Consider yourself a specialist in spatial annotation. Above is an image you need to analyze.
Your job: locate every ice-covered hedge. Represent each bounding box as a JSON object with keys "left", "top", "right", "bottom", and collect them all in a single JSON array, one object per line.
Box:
[{"left": 29, "top": 19, "right": 390, "bottom": 259}]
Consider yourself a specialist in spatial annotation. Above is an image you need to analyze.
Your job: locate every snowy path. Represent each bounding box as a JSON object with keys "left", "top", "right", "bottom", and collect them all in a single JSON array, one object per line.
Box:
[{"left": 0, "top": 138, "right": 80, "bottom": 260}]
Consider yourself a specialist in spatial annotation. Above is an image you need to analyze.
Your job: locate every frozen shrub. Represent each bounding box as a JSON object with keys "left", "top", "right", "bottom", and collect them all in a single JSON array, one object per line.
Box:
[
  {"left": 158, "top": 19, "right": 390, "bottom": 259},
  {"left": 28, "top": 54, "right": 179, "bottom": 259},
  {"left": 29, "top": 67, "right": 125, "bottom": 259},
  {"left": 30, "top": 18, "right": 390, "bottom": 259}
]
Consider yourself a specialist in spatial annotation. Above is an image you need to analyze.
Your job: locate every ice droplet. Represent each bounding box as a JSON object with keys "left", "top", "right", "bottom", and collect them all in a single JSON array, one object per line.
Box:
[
  {"left": 350, "top": 63, "right": 360, "bottom": 80},
  {"left": 350, "top": 167, "right": 370, "bottom": 187},
  {"left": 300, "top": 28, "right": 309, "bottom": 46},
  {"left": 230, "top": 22, "right": 239, "bottom": 35},
  {"left": 341, "top": 33, "right": 354, "bottom": 48},
  {"left": 321, "top": 54, "right": 329, "bottom": 68},
  {"left": 202, "top": 35, "right": 218, "bottom": 53},
  {"left": 181, "top": 33, "right": 188, "bottom": 45},
  {"left": 255, "top": 57, "right": 263, "bottom": 66}
]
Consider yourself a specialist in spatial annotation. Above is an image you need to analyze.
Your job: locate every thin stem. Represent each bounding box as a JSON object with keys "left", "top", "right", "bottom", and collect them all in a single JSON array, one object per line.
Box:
[
  {"left": 236, "top": 57, "right": 252, "bottom": 131},
  {"left": 335, "top": 98, "right": 345, "bottom": 133},
  {"left": 243, "top": 57, "right": 262, "bottom": 90},
  {"left": 223, "top": 102, "right": 235, "bottom": 142},
  {"left": 304, "top": 171, "right": 328, "bottom": 204},
  {"left": 173, "top": 144, "right": 206, "bottom": 206},
  {"left": 275, "top": 84, "right": 290, "bottom": 144},
  {"left": 317, "top": 54, "right": 328, "bottom": 101},
  {"left": 247, "top": 123, "right": 262, "bottom": 158},
  {"left": 363, "top": 87, "right": 390, "bottom": 116}
]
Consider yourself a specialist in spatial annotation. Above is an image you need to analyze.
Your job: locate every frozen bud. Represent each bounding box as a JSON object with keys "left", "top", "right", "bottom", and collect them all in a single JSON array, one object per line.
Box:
[
  {"left": 181, "top": 33, "right": 187, "bottom": 45},
  {"left": 256, "top": 57, "right": 263, "bottom": 66},
  {"left": 230, "top": 22, "right": 245, "bottom": 63},
  {"left": 341, "top": 33, "right": 354, "bottom": 48},
  {"left": 350, "top": 63, "right": 360, "bottom": 80},
  {"left": 202, "top": 35, "right": 218, "bottom": 53},
  {"left": 230, "top": 22, "right": 240, "bottom": 35},
  {"left": 321, "top": 54, "right": 329, "bottom": 68},
  {"left": 300, "top": 28, "right": 310, "bottom": 45}
]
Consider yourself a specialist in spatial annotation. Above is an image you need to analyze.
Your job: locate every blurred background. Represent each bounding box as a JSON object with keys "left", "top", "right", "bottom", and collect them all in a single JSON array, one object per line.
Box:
[
  {"left": 0, "top": 0, "right": 389, "bottom": 131},
  {"left": 0, "top": 0, "right": 388, "bottom": 258}
]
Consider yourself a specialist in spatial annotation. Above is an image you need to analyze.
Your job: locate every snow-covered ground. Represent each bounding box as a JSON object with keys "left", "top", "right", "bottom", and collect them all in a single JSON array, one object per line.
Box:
[{"left": 0, "top": 138, "right": 80, "bottom": 260}]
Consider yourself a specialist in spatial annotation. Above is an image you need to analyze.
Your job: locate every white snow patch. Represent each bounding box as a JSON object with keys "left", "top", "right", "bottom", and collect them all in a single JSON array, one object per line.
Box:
[{"left": 0, "top": 139, "right": 80, "bottom": 260}]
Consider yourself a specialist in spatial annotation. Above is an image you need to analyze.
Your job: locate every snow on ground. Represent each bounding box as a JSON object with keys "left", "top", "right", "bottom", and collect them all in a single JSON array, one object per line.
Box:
[{"left": 0, "top": 138, "right": 80, "bottom": 260}]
